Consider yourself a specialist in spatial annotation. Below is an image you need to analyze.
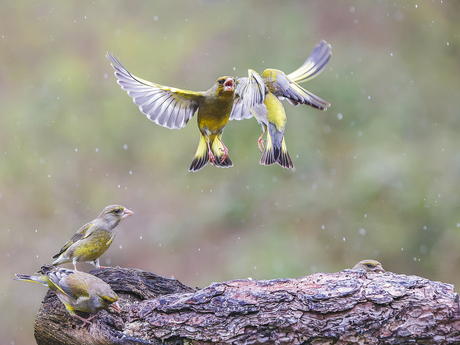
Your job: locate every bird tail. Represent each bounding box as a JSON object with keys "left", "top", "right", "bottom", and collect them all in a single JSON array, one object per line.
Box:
[
  {"left": 277, "top": 137, "right": 294, "bottom": 170},
  {"left": 189, "top": 134, "right": 209, "bottom": 172},
  {"left": 189, "top": 134, "right": 233, "bottom": 172},
  {"left": 210, "top": 136, "right": 233, "bottom": 168},
  {"left": 260, "top": 126, "right": 277, "bottom": 166},
  {"left": 260, "top": 123, "right": 294, "bottom": 169},
  {"left": 13, "top": 273, "right": 48, "bottom": 286}
]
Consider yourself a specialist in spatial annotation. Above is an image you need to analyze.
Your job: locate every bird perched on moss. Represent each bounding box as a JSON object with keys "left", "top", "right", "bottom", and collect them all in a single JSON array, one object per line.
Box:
[
  {"left": 13, "top": 265, "right": 120, "bottom": 327},
  {"left": 352, "top": 259, "right": 386, "bottom": 273},
  {"left": 51, "top": 205, "right": 133, "bottom": 270},
  {"left": 232, "top": 40, "right": 331, "bottom": 169},
  {"left": 107, "top": 53, "right": 241, "bottom": 172}
]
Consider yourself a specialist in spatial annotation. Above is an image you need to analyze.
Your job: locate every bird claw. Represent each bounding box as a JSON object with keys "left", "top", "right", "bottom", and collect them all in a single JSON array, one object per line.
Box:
[
  {"left": 219, "top": 139, "right": 228, "bottom": 163},
  {"left": 258, "top": 132, "right": 266, "bottom": 153},
  {"left": 220, "top": 147, "right": 228, "bottom": 162},
  {"left": 208, "top": 151, "right": 216, "bottom": 164},
  {"left": 74, "top": 313, "right": 96, "bottom": 328}
]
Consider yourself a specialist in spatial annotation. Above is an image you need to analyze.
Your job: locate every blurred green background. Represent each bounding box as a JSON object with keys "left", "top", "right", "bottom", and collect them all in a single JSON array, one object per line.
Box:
[{"left": 2, "top": 1, "right": 460, "bottom": 343}]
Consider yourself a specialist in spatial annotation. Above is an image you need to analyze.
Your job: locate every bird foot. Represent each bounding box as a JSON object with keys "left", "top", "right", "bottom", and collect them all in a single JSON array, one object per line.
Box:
[
  {"left": 74, "top": 313, "right": 96, "bottom": 328},
  {"left": 207, "top": 141, "right": 216, "bottom": 164},
  {"left": 258, "top": 133, "right": 266, "bottom": 153},
  {"left": 219, "top": 139, "right": 228, "bottom": 162}
]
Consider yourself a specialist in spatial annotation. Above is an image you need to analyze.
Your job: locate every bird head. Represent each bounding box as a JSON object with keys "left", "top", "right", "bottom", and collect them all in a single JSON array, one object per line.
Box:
[
  {"left": 98, "top": 205, "right": 134, "bottom": 228},
  {"left": 216, "top": 76, "right": 235, "bottom": 93},
  {"left": 352, "top": 259, "right": 385, "bottom": 273},
  {"left": 94, "top": 286, "right": 119, "bottom": 312}
]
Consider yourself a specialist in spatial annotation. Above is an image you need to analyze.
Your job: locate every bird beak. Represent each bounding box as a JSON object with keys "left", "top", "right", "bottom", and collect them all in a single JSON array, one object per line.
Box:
[
  {"left": 109, "top": 301, "right": 121, "bottom": 313},
  {"left": 122, "top": 208, "right": 134, "bottom": 219},
  {"left": 223, "top": 77, "right": 234, "bottom": 92}
]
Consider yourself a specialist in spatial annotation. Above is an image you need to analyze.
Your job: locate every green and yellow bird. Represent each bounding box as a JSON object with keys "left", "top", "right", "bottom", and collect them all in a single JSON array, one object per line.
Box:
[
  {"left": 232, "top": 40, "right": 332, "bottom": 169},
  {"left": 351, "top": 259, "right": 386, "bottom": 273},
  {"left": 107, "top": 53, "right": 240, "bottom": 172},
  {"left": 14, "top": 265, "right": 120, "bottom": 326},
  {"left": 51, "top": 205, "right": 134, "bottom": 270}
]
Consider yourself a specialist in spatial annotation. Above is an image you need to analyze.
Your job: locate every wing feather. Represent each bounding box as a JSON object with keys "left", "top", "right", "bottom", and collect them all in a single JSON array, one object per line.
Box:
[{"left": 107, "top": 53, "right": 201, "bottom": 129}]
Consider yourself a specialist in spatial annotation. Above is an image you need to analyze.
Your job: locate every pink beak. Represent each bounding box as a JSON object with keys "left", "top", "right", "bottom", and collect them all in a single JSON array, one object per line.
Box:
[
  {"left": 122, "top": 208, "right": 134, "bottom": 219},
  {"left": 109, "top": 301, "right": 121, "bottom": 313}
]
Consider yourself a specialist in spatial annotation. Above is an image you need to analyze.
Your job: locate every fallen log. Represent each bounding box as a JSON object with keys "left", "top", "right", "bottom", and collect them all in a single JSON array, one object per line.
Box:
[{"left": 33, "top": 267, "right": 460, "bottom": 344}]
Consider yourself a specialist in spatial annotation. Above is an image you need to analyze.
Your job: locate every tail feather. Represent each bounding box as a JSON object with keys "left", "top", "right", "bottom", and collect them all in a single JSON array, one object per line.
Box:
[
  {"left": 260, "top": 128, "right": 277, "bottom": 166},
  {"left": 189, "top": 134, "right": 209, "bottom": 172},
  {"left": 276, "top": 137, "right": 294, "bottom": 169},
  {"left": 189, "top": 134, "right": 233, "bottom": 172},
  {"left": 13, "top": 273, "right": 48, "bottom": 286}
]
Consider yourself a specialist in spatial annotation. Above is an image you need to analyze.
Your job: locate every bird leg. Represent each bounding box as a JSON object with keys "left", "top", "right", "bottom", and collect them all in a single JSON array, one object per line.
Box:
[
  {"left": 74, "top": 313, "right": 97, "bottom": 328},
  {"left": 219, "top": 139, "right": 228, "bottom": 162},
  {"left": 72, "top": 259, "right": 79, "bottom": 271},
  {"left": 257, "top": 131, "right": 266, "bottom": 153},
  {"left": 207, "top": 140, "right": 216, "bottom": 165}
]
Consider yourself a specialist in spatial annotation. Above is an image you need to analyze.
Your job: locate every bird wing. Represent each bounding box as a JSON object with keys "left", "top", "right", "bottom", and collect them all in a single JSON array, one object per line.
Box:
[
  {"left": 47, "top": 268, "right": 80, "bottom": 299},
  {"left": 230, "top": 70, "right": 267, "bottom": 121},
  {"left": 264, "top": 40, "right": 331, "bottom": 110},
  {"left": 264, "top": 69, "right": 330, "bottom": 110},
  {"left": 51, "top": 223, "right": 92, "bottom": 259},
  {"left": 107, "top": 53, "right": 202, "bottom": 129},
  {"left": 286, "top": 40, "right": 332, "bottom": 83}
]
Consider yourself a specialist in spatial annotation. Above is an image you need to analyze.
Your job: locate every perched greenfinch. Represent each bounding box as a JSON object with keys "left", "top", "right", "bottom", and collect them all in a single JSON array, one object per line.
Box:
[
  {"left": 107, "top": 53, "right": 239, "bottom": 172},
  {"left": 352, "top": 259, "right": 386, "bottom": 273},
  {"left": 13, "top": 265, "right": 120, "bottom": 326},
  {"left": 233, "top": 40, "right": 332, "bottom": 169},
  {"left": 51, "top": 205, "right": 133, "bottom": 270}
]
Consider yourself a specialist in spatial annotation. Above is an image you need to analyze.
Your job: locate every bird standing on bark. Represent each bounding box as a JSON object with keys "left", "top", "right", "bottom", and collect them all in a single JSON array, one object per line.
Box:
[
  {"left": 51, "top": 205, "right": 134, "bottom": 270},
  {"left": 232, "top": 40, "right": 332, "bottom": 169},
  {"left": 13, "top": 265, "right": 120, "bottom": 327},
  {"left": 107, "top": 53, "right": 238, "bottom": 172}
]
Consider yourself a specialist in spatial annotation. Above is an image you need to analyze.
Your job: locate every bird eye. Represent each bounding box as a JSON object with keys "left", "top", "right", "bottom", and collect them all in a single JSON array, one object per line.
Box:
[
  {"left": 113, "top": 208, "right": 122, "bottom": 214},
  {"left": 218, "top": 79, "right": 225, "bottom": 85},
  {"left": 366, "top": 263, "right": 372, "bottom": 268}
]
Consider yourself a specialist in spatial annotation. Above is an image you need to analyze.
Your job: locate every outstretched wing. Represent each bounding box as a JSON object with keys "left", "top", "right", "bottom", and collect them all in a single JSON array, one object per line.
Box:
[
  {"left": 286, "top": 40, "right": 332, "bottom": 83},
  {"left": 230, "top": 69, "right": 267, "bottom": 121},
  {"left": 264, "top": 40, "right": 331, "bottom": 110},
  {"left": 269, "top": 70, "right": 330, "bottom": 109},
  {"left": 107, "top": 53, "right": 202, "bottom": 129}
]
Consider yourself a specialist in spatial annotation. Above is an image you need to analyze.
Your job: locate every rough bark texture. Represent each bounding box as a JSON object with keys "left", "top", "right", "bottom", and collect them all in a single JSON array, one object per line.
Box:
[{"left": 34, "top": 267, "right": 460, "bottom": 345}]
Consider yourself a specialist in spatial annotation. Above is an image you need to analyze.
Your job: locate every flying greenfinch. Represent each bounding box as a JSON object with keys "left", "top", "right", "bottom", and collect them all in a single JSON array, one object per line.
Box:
[
  {"left": 106, "top": 53, "right": 239, "bottom": 172},
  {"left": 13, "top": 265, "right": 120, "bottom": 326},
  {"left": 232, "top": 40, "right": 332, "bottom": 169},
  {"left": 352, "top": 259, "right": 386, "bottom": 273},
  {"left": 51, "top": 205, "right": 133, "bottom": 270}
]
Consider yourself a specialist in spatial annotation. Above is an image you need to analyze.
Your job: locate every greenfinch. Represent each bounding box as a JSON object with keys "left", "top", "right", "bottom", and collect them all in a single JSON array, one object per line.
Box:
[
  {"left": 351, "top": 259, "right": 386, "bottom": 273},
  {"left": 51, "top": 205, "right": 133, "bottom": 270},
  {"left": 232, "top": 40, "right": 332, "bottom": 169},
  {"left": 13, "top": 265, "right": 120, "bottom": 326},
  {"left": 106, "top": 53, "right": 238, "bottom": 172}
]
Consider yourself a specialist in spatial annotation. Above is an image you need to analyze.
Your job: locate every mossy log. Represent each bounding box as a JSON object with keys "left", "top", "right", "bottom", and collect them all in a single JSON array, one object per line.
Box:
[{"left": 34, "top": 267, "right": 460, "bottom": 345}]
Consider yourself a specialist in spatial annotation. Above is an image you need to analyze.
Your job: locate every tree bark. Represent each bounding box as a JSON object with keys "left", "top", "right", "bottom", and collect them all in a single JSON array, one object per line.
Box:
[{"left": 34, "top": 267, "right": 460, "bottom": 345}]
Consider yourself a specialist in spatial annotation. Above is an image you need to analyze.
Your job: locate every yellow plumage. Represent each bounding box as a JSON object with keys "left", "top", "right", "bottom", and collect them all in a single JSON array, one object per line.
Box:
[
  {"left": 233, "top": 40, "right": 332, "bottom": 169},
  {"left": 13, "top": 265, "right": 120, "bottom": 327}
]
